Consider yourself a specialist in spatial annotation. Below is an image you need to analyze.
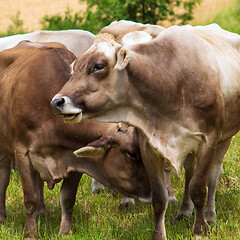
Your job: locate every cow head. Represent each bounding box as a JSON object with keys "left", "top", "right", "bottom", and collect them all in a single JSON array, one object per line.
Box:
[
  {"left": 75, "top": 123, "right": 139, "bottom": 159},
  {"left": 50, "top": 33, "right": 131, "bottom": 123},
  {"left": 74, "top": 123, "right": 151, "bottom": 199}
]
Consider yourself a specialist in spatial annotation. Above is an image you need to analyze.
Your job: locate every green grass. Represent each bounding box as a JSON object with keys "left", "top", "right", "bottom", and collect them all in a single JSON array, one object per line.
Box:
[
  {"left": 1, "top": 133, "right": 240, "bottom": 239},
  {"left": 198, "top": 0, "right": 240, "bottom": 34}
]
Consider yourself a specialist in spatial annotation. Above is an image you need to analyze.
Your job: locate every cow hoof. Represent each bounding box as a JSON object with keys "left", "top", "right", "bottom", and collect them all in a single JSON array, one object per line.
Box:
[
  {"left": 118, "top": 198, "right": 135, "bottom": 210},
  {"left": 24, "top": 232, "right": 38, "bottom": 240},
  {"left": 175, "top": 213, "right": 192, "bottom": 221},
  {"left": 92, "top": 186, "right": 105, "bottom": 194},
  {"left": 59, "top": 232, "right": 70, "bottom": 238},
  {"left": 193, "top": 221, "right": 208, "bottom": 238},
  {"left": 193, "top": 232, "right": 206, "bottom": 239},
  {"left": 92, "top": 188, "right": 101, "bottom": 194},
  {"left": 91, "top": 179, "right": 105, "bottom": 194},
  {"left": 204, "top": 210, "right": 216, "bottom": 225},
  {"left": 59, "top": 220, "right": 71, "bottom": 237},
  {"left": 59, "top": 229, "right": 70, "bottom": 237},
  {"left": 118, "top": 202, "right": 134, "bottom": 210},
  {"left": 152, "top": 231, "right": 167, "bottom": 240},
  {"left": 194, "top": 234, "right": 203, "bottom": 239}
]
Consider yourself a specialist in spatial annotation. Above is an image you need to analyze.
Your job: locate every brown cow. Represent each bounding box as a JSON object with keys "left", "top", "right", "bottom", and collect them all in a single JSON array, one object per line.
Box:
[
  {"left": 51, "top": 23, "right": 240, "bottom": 239},
  {"left": 0, "top": 41, "right": 151, "bottom": 238},
  {"left": 0, "top": 28, "right": 130, "bottom": 200}
]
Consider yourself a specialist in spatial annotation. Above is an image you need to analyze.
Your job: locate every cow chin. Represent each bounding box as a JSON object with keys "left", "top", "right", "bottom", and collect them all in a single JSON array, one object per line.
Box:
[{"left": 81, "top": 105, "right": 113, "bottom": 122}]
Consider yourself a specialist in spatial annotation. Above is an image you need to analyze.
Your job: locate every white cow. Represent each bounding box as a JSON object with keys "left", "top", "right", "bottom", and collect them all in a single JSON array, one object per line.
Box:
[{"left": 0, "top": 29, "right": 95, "bottom": 57}]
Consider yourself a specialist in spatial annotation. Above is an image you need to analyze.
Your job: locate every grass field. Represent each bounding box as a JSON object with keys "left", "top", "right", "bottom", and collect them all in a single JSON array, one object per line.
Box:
[{"left": 1, "top": 131, "right": 239, "bottom": 239}]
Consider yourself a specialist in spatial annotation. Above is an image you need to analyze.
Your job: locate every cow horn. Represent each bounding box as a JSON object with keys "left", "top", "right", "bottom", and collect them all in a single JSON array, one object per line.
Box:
[{"left": 74, "top": 146, "right": 106, "bottom": 158}]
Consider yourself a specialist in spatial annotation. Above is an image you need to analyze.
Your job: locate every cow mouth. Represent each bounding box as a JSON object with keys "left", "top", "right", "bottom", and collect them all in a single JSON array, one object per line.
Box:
[{"left": 62, "top": 112, "right": 83, "bottom": 123}]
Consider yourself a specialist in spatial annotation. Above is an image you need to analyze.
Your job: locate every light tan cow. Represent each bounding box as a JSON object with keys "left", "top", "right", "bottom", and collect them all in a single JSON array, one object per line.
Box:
[{"left": 51, "top": 23, "right": 240, "bottom": 239}]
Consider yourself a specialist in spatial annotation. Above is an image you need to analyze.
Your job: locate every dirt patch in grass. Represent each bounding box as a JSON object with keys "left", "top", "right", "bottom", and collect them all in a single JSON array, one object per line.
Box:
[{"left": 0, "top": 0, "right": 86, "bottom": 33}]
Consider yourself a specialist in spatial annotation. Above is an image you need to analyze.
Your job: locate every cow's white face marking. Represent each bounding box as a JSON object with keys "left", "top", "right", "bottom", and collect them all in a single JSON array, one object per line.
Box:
[
  {"left": 94, "top": 41, "right": 117, "bottom": 59},
  {"left": 52, "top": 94, "right": 81, "bottom": 114},
  {"left": 51, "top": 94, "right": 82, "bottom": 123},
  {"left": 121, "top": 31, "right": 152, "bottom": 47}
]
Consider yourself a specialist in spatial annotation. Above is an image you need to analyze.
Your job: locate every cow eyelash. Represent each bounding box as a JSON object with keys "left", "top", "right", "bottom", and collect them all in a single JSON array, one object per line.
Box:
[
  {"left": 126, "top": 151, "right": 137, "bottom": 159},
  {"left": 92, "top": 63, "right": 105, "bottom": 73}
]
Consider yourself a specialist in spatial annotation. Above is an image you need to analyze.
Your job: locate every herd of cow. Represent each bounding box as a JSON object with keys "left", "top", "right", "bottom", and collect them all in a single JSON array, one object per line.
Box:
[{"left": 0, "top": 20, "right": 239, "bottom": 239}]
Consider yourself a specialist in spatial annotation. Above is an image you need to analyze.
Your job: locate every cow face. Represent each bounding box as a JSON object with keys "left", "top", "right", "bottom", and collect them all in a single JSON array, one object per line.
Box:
[
  {"left": 74, "top": 123, "right": 151, "bottom": 199},
  {"left": 75, "top": 123, "right": 139, "bottom": 159},
  {"left": 50, "top": 33, "right": 131, "bottom": 123}
]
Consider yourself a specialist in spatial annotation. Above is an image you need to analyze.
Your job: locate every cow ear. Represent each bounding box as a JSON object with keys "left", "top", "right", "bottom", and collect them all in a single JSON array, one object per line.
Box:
[
  {"left": 74, "top": 146, "right": 106, "bottom": 158},
  {"left": 69, "top": 60, "right": 76, "bottom": 75},
  {"left": 114, "top": 48, "right": 130, "bottom": 70}
]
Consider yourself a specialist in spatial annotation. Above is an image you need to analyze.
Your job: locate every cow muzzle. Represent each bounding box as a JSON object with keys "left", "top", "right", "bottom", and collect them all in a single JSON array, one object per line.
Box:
[{"left": 50, "top": 94, "right": 83, "bottom": 123}]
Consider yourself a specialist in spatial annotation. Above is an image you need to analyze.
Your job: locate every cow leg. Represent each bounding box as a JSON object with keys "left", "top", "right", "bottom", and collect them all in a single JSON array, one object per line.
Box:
[
  {"left": 34, "top": 176, "right": 46, "bottom": 219},
  {"left": 59, "top": 171, "right": 82, "bottom": 236},
  {"left": 163, "top": 161, "right": 177, "bottom": 202},
  {"left": 190, "top": 132, "right": 218, "bottom": 237},
  {"left": 204, "top": 137, "right": 232, "bottom": 224},
  {"left": 91, "top": 178, "right": 104, "bottom": 194},
  {"left": 0, "top": 154, "right": 11, "bottom": 224},
  {"left": 14, "top": 147, "right": 39, "bottom": 238},
  {"left": 176, "top": 154, "right": 195, "bottom": 220},
  {"left": 139, "top": 135, "right": 168, "bottom": 240},
  {"left": 119, "top": 196, "right": 135, "bottom": 209}
]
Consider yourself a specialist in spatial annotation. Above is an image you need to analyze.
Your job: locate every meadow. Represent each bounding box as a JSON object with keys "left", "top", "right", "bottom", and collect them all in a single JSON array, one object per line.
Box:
[{"left": 1, "top": 0, "right": 240, "bottom": 239}]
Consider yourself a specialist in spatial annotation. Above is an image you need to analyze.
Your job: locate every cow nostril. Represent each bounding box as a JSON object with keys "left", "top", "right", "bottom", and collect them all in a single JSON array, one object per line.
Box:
[
  {"left": 56, "top": 97, "right": 65, "bottom": 107},
  {"left": 51, "top": 96, "right": 66, "bottom": 114}
]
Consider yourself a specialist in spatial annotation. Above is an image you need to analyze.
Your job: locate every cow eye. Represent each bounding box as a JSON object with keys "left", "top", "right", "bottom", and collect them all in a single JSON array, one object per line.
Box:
[
  {"left": 93, "top": 63, "right": 105, "bottom": 73},
  {"left": 126, "top": 151, "right": 137, "bottom": 159}
]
